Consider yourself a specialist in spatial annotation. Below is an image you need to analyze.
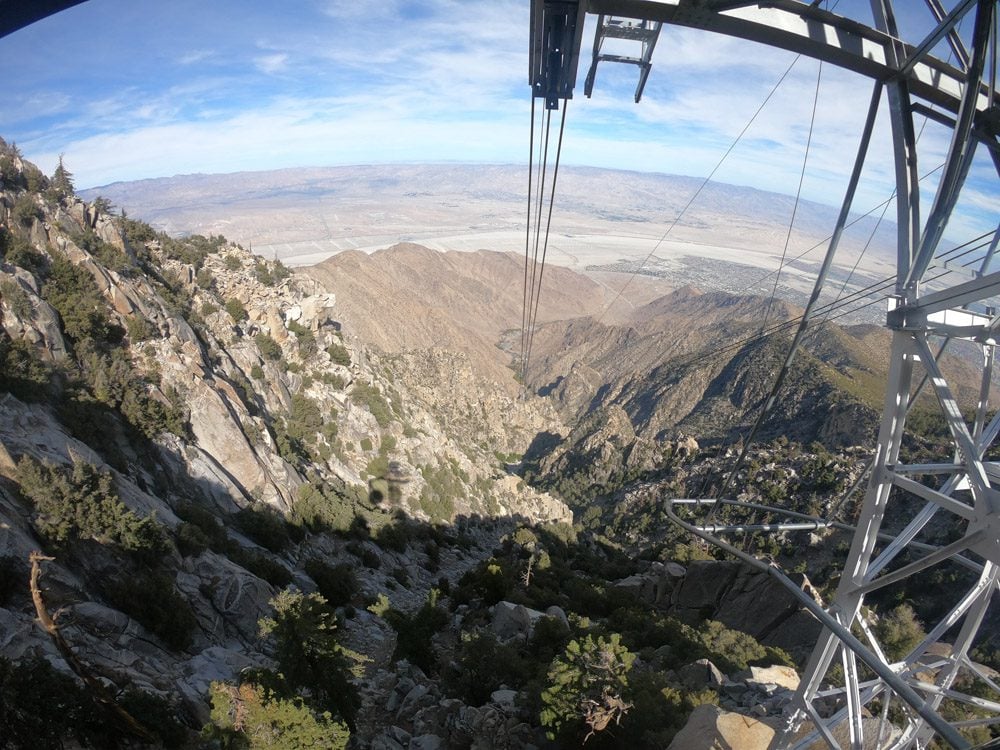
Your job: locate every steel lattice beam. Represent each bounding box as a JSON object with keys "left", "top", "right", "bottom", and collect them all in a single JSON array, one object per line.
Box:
[
  {"left": 581, "top": 0, "right": 995, "bottom": 116},
  {"left": 539, "top": 1, "right": 1000, "bottom": 748}
]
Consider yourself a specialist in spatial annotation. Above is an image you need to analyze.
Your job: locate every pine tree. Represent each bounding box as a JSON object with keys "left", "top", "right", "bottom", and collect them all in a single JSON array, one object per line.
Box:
[
  {"left": 51, "top": 154, "right": 75, "bottom": 198},
  {"left": 257, "top": 589, "right": 360, "bottom": 730},
  {"left": 540, "top": 633, "right": 635, "bottom": 744}
]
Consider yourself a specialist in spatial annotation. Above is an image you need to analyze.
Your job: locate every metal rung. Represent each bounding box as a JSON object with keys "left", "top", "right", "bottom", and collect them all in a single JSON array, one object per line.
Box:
[{"left": 584, "top": 14, "right": 662, "bottom": 103}]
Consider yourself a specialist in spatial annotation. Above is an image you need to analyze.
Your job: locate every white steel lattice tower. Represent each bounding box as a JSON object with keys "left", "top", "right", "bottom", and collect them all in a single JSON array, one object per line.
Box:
[{"left": 531, "top": 1, "right": 1000, "bottom": 747}]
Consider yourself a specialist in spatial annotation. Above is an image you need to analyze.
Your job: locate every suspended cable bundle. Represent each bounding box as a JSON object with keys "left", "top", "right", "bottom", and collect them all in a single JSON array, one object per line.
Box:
[
  {"left": 522, "top": 0, "right": 585, "bottom": 388},
  {"left": 519, "top": 99, "right": 568, "bottom": 387}
]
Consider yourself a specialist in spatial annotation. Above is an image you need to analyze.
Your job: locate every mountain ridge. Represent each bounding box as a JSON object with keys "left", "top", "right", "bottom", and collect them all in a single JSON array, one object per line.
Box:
[{"left": 6, "top": 139, "right": 998, "bottom": 749}]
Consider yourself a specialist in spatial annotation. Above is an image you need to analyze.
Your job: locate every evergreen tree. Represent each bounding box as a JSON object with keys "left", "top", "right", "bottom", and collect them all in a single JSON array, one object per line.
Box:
[
  {"left": 205, "top": 682, "right": 349, "bottom": 750},
  {"left": 257, "top": 589, "right": 360, "bottom": 730},
  {"left": 540, "top": 633, "right": 635, "bottom": 745},
  {"left": 51, "top": 154, "right": 75, "bottom": 199}
]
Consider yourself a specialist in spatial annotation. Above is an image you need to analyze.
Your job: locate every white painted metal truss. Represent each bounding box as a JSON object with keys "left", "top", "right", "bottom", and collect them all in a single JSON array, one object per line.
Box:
[{"left": 530, "top": 1, "right": 1000, "bottom": 747}]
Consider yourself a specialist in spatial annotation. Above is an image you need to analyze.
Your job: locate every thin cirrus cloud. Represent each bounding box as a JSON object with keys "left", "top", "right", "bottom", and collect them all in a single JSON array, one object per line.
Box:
[
  {"left": 254, "top": 52, "right": 290, "bottom": 75},
  {"left": 178, "top": 50, "right": 214, "bottom": 66},
  {"left": 0, "top": 0, "right": 993, "bottom": 238}
]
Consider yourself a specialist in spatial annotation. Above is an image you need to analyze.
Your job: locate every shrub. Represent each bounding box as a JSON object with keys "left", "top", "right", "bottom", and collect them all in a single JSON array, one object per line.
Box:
[
  {"left": 175, "top": 521, "right": 210, "bottom": 557},
  {"left": 375, "top": 521, "right": 409, "bottom": 553},
  {"left": 11, "top": 194, "right": 41, "bottom": 227},
  {"left": 174, "top": 501, "right": 229, "bottom": 551},
  {"left": 874, "top": 604, "right": 925, "bottom": 661},
  {"left": 223, "top": 255, "right": 241, "bottom": 271},
  {"left": 120, "top": 216, "right": 158, "bottom": 247},
  {"left": 250, "top": 364, "right": 264, "bottom": 380},
  {"left": 384, "top": 589, "right": 449, "bottom": 674},
  {"left": 194, "top": 268, "right": 214, "bottom": 289},
  {"left": 346, "top": 541, "right": 381, "bottom": 569},
  {"left": 124, "top": 315, "right": 155, "bottom": 342},
  {"left": 70, "top": 229, "right": 130, "bottom": 274},
  {"left": 321, "top": 371, "right": 346, "bottom": 389},
  {"left": 16, "top": 456, "right": 166, "bottom": 555},
  {"left": 351, "top": 383, "right": 392, "bottom": 427},
  {"left": 694, "top": 620, "right": 792, "bottom": 673},
  {"left": 224, "top": 298, "right": 247, "bottom": 322},
  {"left": 347, "top": 514, "right": 371, "bottom": 540},
  {"left": 443, "top": 631, "right": 532, "bottom": 706},
  {"left": 229, "top": 549, "right": 293, "bottom": 588},
  {"left": 117, "top": 688, "right": 187, "bottom": 748},
  {"left": 253, "top": 259, "right": 291, "bottom": 287},
  {"left": 22, "top": 162, "right": 47, "bottom": 193},
  {"left": 0, "top": 656, "right": 130, "bottom": 749},
  {"left": 540, "top": 633, "right": 636, "bottom": 745},
  {"left": 255, "top": 332, "right": 282, "bottom": 360},
  {"left": 418, "top": 463, "right": 460, "bottom": 522},
  {"left": 453, "top": 560, "right": 511, "bottom": 606},
  {"left": 274, "top": 420, "right": 310, "bottom": 466},
  {"left": 159, "top": 234, "right": 226, "bottom": 270},
  {"left": 529, "top": 614, "right": 572, "bottom": 664},
  {"left": 137, "top": 380, "right": 185, "bottom": 443},
  {"left": 286, "top": 393, "right": 323, "bottom": 444},
  {"left": 0, "top": 335, "right": 54, "bottom": 402},
  {"left": 2, "top": 234, "right": 47, "bottom": 276},
  {"left": 205, "top": 681, "right": 349, "bottom": 750},
  {"left": 366, "top": 453, "right": 389, "bottom": 479},
  {"left": 0, "top": 279, "right": 32, "bottom": 320},
  {"left": 234, "top": 506, "right": 293, "bottom": 553},
  {"left": 618, "top": 672, "right": 717, "bottom": 747},
  {"left": 288, "top": 319, "right": 317, "bottom": 356},
  {"left": 258, "top": 589, "right": 360, "bottom": 728},
  {"left": 327, "top": 342, "right": 351, "bottom": 367},
  {"left": 42, "top": 253, "right": 117, "bottom": 346},
  {"left": 294, "top": 481, "right": 353, "bottom": 533}
]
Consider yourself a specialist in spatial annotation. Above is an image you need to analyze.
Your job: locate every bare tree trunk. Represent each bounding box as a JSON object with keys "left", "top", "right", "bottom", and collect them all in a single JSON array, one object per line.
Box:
[{"left": 29, "top": 551, "right": 155, "bottom": 743}]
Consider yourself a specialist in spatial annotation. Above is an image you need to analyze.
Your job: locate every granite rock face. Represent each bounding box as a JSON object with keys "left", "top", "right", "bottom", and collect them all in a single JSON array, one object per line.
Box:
[
  {"left": 0, "top": 152, "right": 573, "bottom": 741},
  {"left": 666, "top": 704, "right": 779, "bottom": 750}
]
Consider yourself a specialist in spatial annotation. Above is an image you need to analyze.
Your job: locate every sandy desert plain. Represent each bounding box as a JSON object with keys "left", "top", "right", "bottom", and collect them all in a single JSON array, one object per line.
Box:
[{"left": 83, "top": 164, "right": 902, "bottom": 324}]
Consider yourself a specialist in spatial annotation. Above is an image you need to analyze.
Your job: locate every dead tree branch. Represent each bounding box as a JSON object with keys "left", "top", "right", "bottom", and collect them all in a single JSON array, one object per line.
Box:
[{"left": 29, "top": 550, "right": 155, "bottom": 743}]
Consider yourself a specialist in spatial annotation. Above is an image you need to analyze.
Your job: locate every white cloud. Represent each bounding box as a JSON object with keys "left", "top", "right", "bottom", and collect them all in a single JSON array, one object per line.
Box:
[
  {"left": 178, "top": 50, "right": 213, "bottom": 65},
  {"left": 0, "top": 91, "right": 73, "bottom": 130},
  {"left": 254, "top": 52, "right": 290, "bottom": 75},
  {"left": 29, "top": 90, "right": 530, "bottom": 188},
  {"left": 5, "top": 0, "right": 992, "bottom": 249}
]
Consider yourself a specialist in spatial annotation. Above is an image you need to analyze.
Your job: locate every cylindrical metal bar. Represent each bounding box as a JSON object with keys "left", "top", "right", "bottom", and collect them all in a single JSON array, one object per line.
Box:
[{"left": 665, "top": 497, "right": 972, "bottom": 749}]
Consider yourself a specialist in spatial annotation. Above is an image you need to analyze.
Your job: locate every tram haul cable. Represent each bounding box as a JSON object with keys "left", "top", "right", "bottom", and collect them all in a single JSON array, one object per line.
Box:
[{"left": 521, "top": 98, "right": 570, "bottom": 387}]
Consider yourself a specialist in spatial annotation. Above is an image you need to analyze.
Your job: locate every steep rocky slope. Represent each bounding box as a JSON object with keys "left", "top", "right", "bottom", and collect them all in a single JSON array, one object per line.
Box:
[
  {"left": 0, "top": 140, "right": 585, "bottom": 748},
  {"left": 5, "top": 142, "right": 996, "bottom": 749}
]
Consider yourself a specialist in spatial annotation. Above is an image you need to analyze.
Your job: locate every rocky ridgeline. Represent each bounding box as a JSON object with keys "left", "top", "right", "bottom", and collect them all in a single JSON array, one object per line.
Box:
[{"left": 0, "top": 159, "right": 572, "bottom": 519}]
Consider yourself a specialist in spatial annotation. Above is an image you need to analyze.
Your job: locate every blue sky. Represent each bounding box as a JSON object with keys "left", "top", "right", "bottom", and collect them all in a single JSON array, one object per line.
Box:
[{"left": 0, "top": 0, "right": 995, "bottom": 239}]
